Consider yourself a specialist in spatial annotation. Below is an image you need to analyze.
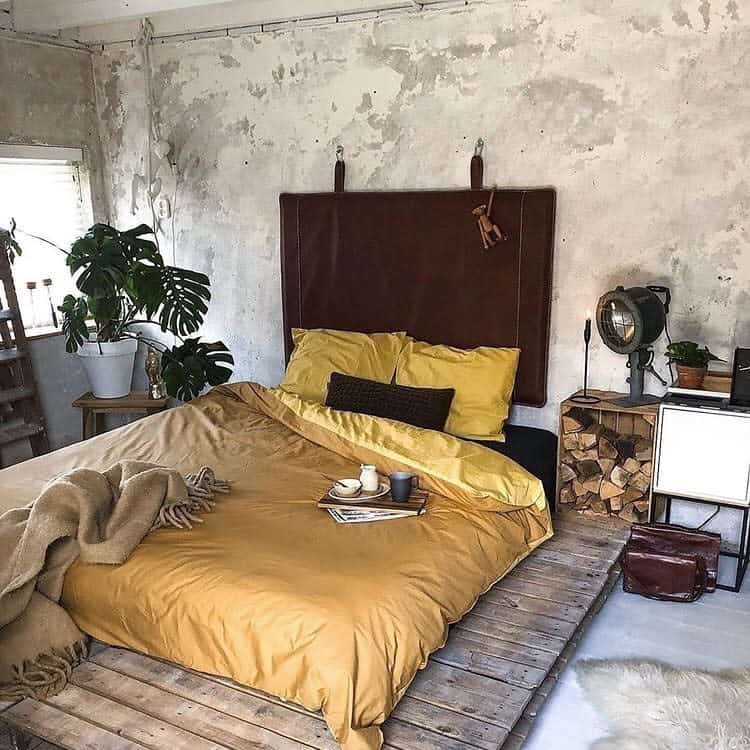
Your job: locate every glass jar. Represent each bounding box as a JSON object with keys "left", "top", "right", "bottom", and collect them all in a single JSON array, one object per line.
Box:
[
  {"left": 42, "top": 278, "right": 59, "bottom": 328},
  {"left": 25, "top": 281, "right": 41, "bottom": 328}
]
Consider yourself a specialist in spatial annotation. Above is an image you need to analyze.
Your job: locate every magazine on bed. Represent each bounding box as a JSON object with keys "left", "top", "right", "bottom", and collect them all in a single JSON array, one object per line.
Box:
[
  {"left": 327, "top": 508, "right": 414, "bottom": 524},
  {"left": 320, "top": 489, "right": 428, "bottom": 523}
]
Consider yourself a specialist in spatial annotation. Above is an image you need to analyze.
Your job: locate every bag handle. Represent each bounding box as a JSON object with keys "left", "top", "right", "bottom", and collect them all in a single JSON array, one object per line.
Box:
[
  {"left": 633, "top": 522, "right": 720, "bottom": 543},
  {"left": 622, "top": 554, "right": 708, "bottom": 603}
]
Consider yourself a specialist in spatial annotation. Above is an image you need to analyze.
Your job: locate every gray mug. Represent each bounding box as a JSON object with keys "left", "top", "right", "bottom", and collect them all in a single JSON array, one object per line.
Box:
[{"left": 389, "top": 471, "right": 416, "bottom": 502}]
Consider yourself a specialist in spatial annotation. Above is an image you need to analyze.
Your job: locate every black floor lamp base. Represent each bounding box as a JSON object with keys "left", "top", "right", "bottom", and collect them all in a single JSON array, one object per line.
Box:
[{"left": 569, "top": 394, "right": 601, "bottom": 405}]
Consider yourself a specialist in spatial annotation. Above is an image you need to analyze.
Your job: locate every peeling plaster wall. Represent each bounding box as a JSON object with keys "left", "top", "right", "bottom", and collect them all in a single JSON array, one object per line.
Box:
[
  {"left": 0, "top": 38, "right": 107, "bottom": 219},
  {"left": 1, "top": 37, "right": 108, "bottom": 456},
  {"left": 92, "top": 0, "right": 750, "bottom": 433}
]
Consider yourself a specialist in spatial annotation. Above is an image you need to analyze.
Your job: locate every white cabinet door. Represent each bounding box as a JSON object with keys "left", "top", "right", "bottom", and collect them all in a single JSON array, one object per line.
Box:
[{"left": 655, "top": 406, "right": 750, "bottom": 505}]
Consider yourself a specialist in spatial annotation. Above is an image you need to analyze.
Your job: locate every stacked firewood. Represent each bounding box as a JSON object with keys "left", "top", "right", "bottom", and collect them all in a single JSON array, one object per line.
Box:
[{"left": 558, "top": 407, "right": 654, "bottom": 522}]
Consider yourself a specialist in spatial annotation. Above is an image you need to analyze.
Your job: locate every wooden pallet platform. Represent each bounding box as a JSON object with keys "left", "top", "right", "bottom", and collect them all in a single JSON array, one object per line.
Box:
[{"left": 0, "top": 512, "right": 629, "bottom": 750}]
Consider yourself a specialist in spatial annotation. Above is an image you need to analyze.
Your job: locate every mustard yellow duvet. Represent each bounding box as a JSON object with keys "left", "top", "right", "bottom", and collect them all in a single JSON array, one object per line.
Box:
[{"left": 0, "top": 383, "right": 552, "bottom": 750}]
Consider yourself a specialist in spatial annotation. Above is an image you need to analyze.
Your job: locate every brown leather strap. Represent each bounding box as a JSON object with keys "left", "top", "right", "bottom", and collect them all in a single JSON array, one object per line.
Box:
[
  {"left": 471, "top": 138, "right": 484, "bottom": 190},
  {"left": 334, "top": 146, "right": 345, "bottom": 193}
]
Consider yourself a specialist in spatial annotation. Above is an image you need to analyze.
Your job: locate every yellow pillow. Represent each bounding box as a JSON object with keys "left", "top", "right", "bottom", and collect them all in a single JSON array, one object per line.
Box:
[
  {"left": 395, "top": 341, "right": 519, "bottom": 440},
  {"left": 280, "top": 328, "right": 408, "bottom": 404}
]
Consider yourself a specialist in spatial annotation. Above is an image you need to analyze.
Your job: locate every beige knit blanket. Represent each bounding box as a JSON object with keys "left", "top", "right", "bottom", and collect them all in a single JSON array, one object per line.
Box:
[{"left": 0, "top": 460, "right": 230, "bottom": 701}]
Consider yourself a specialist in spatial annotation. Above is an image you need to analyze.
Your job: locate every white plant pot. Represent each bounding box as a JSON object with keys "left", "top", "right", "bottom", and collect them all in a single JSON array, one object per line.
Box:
[{"left": 77, "top": 338, "right": 138, "bottom": 398}]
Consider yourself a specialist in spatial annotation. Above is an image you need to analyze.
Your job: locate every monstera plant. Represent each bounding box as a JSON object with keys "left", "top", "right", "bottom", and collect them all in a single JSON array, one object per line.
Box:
[{"left": 59, "top": 223, "right": 233, "bottom": 401}]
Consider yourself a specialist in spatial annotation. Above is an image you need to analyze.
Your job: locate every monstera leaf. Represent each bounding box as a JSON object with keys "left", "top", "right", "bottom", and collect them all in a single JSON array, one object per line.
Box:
[
  {"left": 88, "top": 224, "right": 162, "bottom": 265},
  {"left": 161, "top": 338, "right": 234, "bottom": 401},
  {"left": 126, "top": 263, "right": 164, "bottom": 319},
  {"left": 119, "top": 224, "right": 163, "bottom": 265},
  {"left": 158, "top": 266, "right": 211, "bottom": 336},
  {"left": 68, "top": 233, "right": 130, "bottom": 298},
  {"left": 59, "top": 295, "right": 90, "bottom": 353},
  {"left": 1, "top": 220, "right": 22, "bottom": 264}
]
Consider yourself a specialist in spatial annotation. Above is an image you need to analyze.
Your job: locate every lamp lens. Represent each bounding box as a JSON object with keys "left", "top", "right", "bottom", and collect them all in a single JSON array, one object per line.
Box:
[{"left": 601, "top": 299, "right": 636, "bottom": 348}]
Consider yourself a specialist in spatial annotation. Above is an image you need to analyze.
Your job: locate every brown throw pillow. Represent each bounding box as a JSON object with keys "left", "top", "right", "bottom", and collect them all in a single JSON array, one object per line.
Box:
[{"left": 325, "top": 372, "right": 455, "bottom": 432}]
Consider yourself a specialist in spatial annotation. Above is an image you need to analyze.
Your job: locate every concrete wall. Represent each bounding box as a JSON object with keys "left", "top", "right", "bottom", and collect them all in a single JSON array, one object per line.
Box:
[
  {"left": 26, "top": 333, "right": 90, "bottom": 449},
  {"left": 0, "top": 37, "right": 107, "bottom": 458},
  {"left": 90, "top": 0, "right": 749, "bottom": 434},
  {"left": 0, "top": 37, "right": 107, "bottom": 218}
]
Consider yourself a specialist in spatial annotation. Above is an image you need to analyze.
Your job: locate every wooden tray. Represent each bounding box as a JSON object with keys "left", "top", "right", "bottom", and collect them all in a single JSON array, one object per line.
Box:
[{"left": 319, "top": 489, "right": 428, "bottom": 516}]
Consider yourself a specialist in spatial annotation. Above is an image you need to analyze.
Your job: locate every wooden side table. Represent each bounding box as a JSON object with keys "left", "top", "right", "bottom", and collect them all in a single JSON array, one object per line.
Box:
[
  {"left": 72, "top": 391, "right": 169, "bottom": 440},
  {"left": 557, "top": 390, "right": 659, "bottom": 523}
]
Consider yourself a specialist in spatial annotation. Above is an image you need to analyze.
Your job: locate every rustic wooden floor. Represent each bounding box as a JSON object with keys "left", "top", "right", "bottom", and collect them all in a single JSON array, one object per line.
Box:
[{"left": 0, "top": 512, "right": 629, "bottom": 750}]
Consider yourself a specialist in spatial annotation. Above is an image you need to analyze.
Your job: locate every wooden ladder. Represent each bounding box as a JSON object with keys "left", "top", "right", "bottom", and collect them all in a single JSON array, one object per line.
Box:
[{"left": 0, "top": 243, "right": 49, "bottom": 467}]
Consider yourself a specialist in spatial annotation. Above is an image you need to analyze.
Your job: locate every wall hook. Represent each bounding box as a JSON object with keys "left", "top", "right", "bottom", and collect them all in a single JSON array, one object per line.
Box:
[
  {"left": 470, "top": 138, "right": 484, "bottom": 190},
  {"left": 334, "top": 145, "right": 346, "bottom": 193}
]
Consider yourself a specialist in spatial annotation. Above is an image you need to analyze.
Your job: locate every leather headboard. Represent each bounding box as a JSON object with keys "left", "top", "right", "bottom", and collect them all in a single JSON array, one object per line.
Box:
[{"left": 280, "top": 189, "right": 556, "bottom": 407}]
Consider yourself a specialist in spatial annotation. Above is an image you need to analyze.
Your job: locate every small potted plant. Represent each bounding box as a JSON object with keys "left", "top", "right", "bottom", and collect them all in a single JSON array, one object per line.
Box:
[
  {"left": 55, "top": 223, "right": 233, "bottom": 400},
  {"left": 665, "top": 341, "right": 722, "bottom": 389}
]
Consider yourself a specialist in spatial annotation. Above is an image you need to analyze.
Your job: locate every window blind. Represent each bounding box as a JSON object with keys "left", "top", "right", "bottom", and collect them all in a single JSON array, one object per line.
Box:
[{"left": 0, "top": 157, "right": 91, "bottom": 331}]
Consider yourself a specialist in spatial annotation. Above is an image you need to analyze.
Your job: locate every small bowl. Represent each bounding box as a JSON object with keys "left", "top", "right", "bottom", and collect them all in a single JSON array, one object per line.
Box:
[{"left": 333, "top": 479, "right": 362, "bottom": 497}]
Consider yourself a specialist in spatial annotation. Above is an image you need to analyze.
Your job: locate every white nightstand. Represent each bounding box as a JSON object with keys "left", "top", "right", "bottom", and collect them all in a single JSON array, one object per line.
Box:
[{"left": 651, "top": 401, "right": 750, "bottom": 591}]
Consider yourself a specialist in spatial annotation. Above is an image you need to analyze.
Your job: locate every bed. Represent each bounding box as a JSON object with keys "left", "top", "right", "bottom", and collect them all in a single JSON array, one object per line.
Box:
[
  {"left": 1, "top": 382, "right": 552, "bottom": 750},
  {"left": 1, "top": 186, "right": 558, "bottom": 750}
]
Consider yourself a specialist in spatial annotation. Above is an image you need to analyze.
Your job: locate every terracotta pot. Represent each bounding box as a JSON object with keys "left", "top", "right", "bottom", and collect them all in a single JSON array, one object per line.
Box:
[{"left": 676, "top": 364, "right": 707, "bottom": 390}]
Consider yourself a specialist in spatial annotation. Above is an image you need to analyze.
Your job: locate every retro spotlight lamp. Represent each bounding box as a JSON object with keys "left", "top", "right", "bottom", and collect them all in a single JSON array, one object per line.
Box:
[{"left": 596, "top": 285, "right": 670, "bottom": 407}]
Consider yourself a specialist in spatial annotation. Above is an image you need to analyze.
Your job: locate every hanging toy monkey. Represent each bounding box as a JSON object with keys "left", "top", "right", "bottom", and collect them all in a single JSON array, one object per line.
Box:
[{"left": 472, "top": 189, "right": 508, "bottom": 250}]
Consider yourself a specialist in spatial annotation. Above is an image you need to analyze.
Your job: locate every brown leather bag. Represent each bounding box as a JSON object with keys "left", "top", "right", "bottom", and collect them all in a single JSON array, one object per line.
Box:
[{"left": 622, "top": 523, "right": 721, "bottom": 602}]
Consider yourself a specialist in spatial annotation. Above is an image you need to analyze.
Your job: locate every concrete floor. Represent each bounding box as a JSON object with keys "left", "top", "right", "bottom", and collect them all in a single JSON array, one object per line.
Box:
[
  {"left": 524, "top": 572, "right": 750, "bottom": 749},
  {"left": 2, "top": 572, "right": 748, "bottom": 750}
]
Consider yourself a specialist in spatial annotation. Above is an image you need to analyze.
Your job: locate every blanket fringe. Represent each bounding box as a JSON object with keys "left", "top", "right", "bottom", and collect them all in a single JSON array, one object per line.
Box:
[
  {"left": 151, "top": 466, "right": 232, "bottom": 530},
  {"left": 0, "top": 639, "right": 88, "bottom": 701}
]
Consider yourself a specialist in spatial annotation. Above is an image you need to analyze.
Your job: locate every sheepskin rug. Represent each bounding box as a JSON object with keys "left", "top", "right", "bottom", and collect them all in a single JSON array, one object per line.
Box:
[{"left": 576, "top": 659, "right": 750, "bottom": 750}]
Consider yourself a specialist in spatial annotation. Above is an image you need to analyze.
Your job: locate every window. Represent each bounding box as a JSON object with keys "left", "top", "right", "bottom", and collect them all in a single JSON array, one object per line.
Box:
[{"left": 0, "top": 145, "right": 93, "bottom": 335}]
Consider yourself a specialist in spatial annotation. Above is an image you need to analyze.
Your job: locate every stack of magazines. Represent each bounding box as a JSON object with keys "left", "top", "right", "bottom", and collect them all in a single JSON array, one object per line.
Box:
[
  {"left": 318, "top": 489, "right": 428, "bottom": 524},
  {"left": 327, "top": 508, "right": 414, "bottom": 524}
]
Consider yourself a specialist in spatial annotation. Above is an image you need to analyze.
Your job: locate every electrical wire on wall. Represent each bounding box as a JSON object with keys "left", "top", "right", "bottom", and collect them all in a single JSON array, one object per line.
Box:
[
  {"left": 664, "top": 313, "right": 675, "bottom": 383},
  {"left": 136, "top": 18, "right": 160, "bottom": 248},
  {"left": 173, "top": 167, "right": 180, "bottom": 266},
  {"left": 134, "top": 15, "right": 180, "bottom": 360},
  {"left": 647, "top": 284, "right": 674, "bottom": 384},
  {"left": 136, "top": 17, "right": 179, "bottom": 266}
]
